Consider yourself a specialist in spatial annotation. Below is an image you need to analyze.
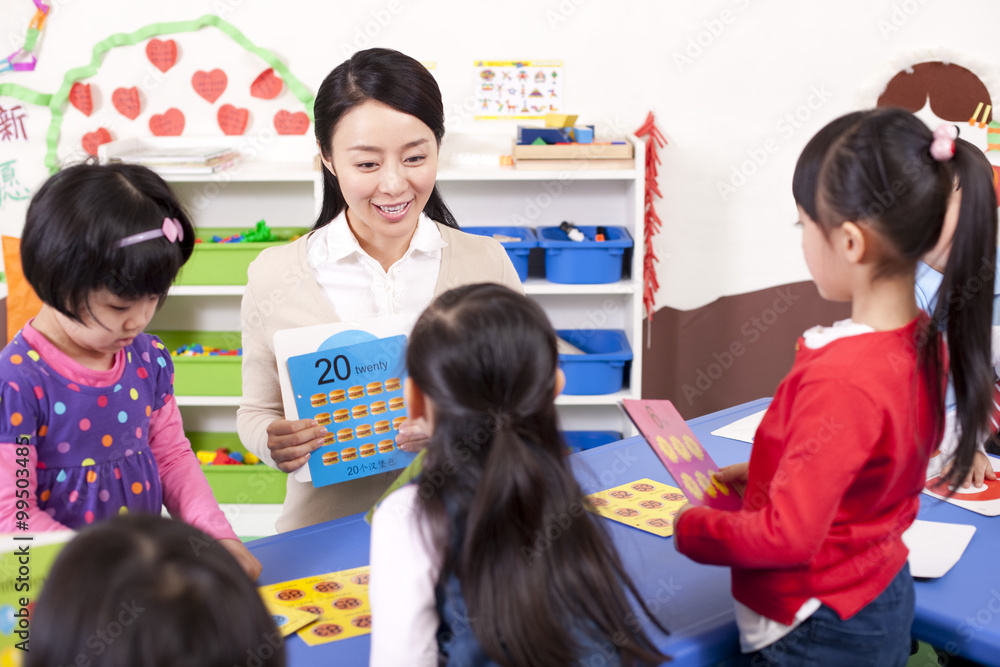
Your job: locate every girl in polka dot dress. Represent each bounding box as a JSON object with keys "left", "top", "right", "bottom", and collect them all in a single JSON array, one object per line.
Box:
[{"left": 0, "top": 163, "right": 260, "bottom": 579}]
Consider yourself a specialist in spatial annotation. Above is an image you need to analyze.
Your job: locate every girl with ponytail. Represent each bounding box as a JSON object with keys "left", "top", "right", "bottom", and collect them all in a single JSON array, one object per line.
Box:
[
  {"left": 676, "top": 108, "right": 997, "bottom": 665},
  {"left": 369, "top": 283, "right": 667, "bottom": 666}
]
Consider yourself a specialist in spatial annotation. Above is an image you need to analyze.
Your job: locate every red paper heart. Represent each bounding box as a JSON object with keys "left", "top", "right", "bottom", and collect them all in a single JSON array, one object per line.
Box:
[
  {"left": 145, "top": 39, "right": 177, "bottom": 73},
  {"left": 192, "top": 69, "right": 227, "bottom": 103},
  {"left": 112, "top": 87, "right": 140, "bottom": 120},
  {"left": 218, "top": 104, "right": 248, "bottom": 136},
  {"left": 274, "top": 110, "right": 309, "bottom": 135},
  {"left": 82, "top": 128, "right": 112, "bottom": 156},
  {"left": 149, "top": 108, "right": 185, "bottom": 136},
  {"left": 69, "top": 82, "right": 93, "bottom": 116},
  {"left": 250, "top": 68, "right": 283, "bottom": 99}
]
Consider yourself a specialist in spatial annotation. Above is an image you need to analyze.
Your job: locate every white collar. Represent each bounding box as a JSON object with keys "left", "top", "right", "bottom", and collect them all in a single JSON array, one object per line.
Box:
[
  {"left": 310, "top": 211, "right": 447, "bottom": 267},
  {"left": 801, "top": 318, "right": 876, "bottom": 349}
]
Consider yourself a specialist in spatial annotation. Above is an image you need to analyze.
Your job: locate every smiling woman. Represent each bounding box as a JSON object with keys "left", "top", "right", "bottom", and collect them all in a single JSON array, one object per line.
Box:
[{"left": 237, "top": 48, "right": 524, "bottom": 533}]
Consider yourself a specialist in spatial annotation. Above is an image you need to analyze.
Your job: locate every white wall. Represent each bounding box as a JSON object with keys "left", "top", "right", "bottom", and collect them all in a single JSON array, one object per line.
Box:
[{"left": 1, "top": 0, "right": 997, "bottom": 310}]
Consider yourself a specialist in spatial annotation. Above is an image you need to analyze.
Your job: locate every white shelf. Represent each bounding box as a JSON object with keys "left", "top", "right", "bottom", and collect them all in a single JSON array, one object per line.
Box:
[
  {"left": 169, "top": 285, "right": 246, "bottom": 296},
  {"left": 438, "top": 166, "right": 638, "bottom": 181},
  {"left": 159, "top": 160, "right": 318, "bottom": 183},
  {"left": 175, "top": 395, "right": 241, "bottom": 407},
  {"left": 556, "top": 390, "right": 634, "bottom": 406},
  {"left": 523, "top": 279, "right": 635, "bottom": 295}
]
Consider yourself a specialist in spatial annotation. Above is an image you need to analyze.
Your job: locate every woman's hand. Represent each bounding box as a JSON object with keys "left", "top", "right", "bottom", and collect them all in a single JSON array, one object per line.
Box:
[
  {"left": 266, "top": 418, "right": 326, "bottom": 472},
  {"left": 395, "top": 417, "right": 431, "bottom": 452},
  {"left": 219, "top": 538, "right": 263, "bottom": 581},
  {"left": 714, "top": 462, "right": 749, "bottom": 498}
]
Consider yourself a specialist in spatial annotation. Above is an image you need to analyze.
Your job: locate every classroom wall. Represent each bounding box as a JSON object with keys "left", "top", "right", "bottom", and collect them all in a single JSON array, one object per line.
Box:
[{"left": 1, "top": 0, "right": 996, "bottom": 410}]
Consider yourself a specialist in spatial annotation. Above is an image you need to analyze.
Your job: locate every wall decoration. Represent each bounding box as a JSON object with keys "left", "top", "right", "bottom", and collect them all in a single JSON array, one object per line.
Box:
[
  {"left": 634, "top": 112, "right": 666, "bottom": 329},
  {"left": 473, "top": 60, "right": 563, "bottom": 120},
  {"left": 2, "top": 0, "right": 50, "bottom": 73},
  {"left": 217, "top": 104, "right": 248, "bottom": 136},
  {"left": 192, "top": 69, "right": 228, "bottom": 103},
  {"left": 274, "top": 110, "right": 309, "bottom": 135},
  {"left": 148, "top": 108, "right": 185, "bottom": 136},
  {"left": 145, "top": 38, "right": 177, "bottom": 73},
  {"left": 0, "top": 105, "right": 28, "bottom": 141},
  {"left": 0, "top": 160, "right": 30, "bottom": 208},
  {"left": 111, "top": 86, "right": 141, "bottom": 120},
  {"left": 250, "top": 68, "right": 283, "bottom": 99},
  {"left": 68, "top": 82, "right": 93, "bottom": 116},
  {"left": 81, "top": 128, "right": 111, "bottom": 156}
]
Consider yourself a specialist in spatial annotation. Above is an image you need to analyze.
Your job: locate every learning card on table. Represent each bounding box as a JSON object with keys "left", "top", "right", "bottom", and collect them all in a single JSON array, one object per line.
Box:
[
  {"left": 587, "top": 479, "right": 688, "bottom": 537},
  {"left": 274, "top": 315, "right": 418, "bottom": 488},
  {"left": 923, "top": 454, "right": 1000, "bottom": 516},
  {"left": 622, "top": 399, "right": 742, "bottom": 510},
  {"left": 258, "top": 565, "right": 371, "bottom": 646},
  {"left": 263, "top": 598, "right": 321, "bottom": 637}
]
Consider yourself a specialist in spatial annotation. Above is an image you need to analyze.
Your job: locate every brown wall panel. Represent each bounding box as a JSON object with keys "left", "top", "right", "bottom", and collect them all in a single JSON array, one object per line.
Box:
[{"left": 642, "top": 281, "right": 852, "bottom": 420}]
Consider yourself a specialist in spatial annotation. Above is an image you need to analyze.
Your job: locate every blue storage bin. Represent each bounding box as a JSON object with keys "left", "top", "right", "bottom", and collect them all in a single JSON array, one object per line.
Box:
[
  {"left": 562, "top": 430, "right": 622, "bottom": 453},
  {"left": 557, "top": 329, "right": 632, "bottom": 395},
  {"left": 464, "top": 226, "right": 537, "bottom": 282},
  {"left": 537, "top": 226, "right": 632, "bottom": 284}
]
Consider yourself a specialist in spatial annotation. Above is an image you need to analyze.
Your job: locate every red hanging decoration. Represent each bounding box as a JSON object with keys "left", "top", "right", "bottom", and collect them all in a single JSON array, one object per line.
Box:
[{"left": 634, "top": 112, "right": 666, "bottom": 322}]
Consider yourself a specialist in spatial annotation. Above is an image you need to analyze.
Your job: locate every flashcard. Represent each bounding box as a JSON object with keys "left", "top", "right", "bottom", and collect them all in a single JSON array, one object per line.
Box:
[
  {"left": 275, "top": 314, "right": 419, "bottom": 486},
  {"left": 259, "top": 566, "right": 371, "bottom": 646},
  {"left": 923, "top": 455, "right": 1000, "bottom": 516},
  {"left": 587, "top": 479, "right": 687, "bottom": 537},
  {"left": 622, "top": 399, "right": 742, "bottom": 510},
  {"left": 710, "top": 409, "right": 767, "bottom": 444},
  {"left": 263, "top": 598, "right": 321, "bottom": 637}
]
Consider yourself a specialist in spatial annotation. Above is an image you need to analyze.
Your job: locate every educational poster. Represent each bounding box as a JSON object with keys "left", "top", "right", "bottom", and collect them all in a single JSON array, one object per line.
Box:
[
  {"left": 259, "top": 566, "right": 371, "bottom": 646},
  {"left": 923, "top": 455, "right": 1000, "bottom": 516},
  {"left": 622, "top": 399, "right": 742, "bottom": 511},
  {"left": 473, "top": 60, "right": 563, "bottom": 120},
  {"left": 587, "top": 479, "right": 687, "bottom": 537},
  {"left": 286, "top": 335, "right": 414, "bottom": 487},
  {"left": 274, "top": 314, "right": 418, "bottom": 486}
]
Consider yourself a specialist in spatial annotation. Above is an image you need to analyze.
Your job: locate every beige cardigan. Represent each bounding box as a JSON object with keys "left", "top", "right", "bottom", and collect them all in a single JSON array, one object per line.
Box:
[{"left": 237, "top": 223, "right": 523, "bottom": 532}]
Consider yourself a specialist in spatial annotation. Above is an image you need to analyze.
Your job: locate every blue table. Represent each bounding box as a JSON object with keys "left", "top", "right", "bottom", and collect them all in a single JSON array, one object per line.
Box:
[{"left": 248, "top": 398, "right": 769, "bottom": 667}]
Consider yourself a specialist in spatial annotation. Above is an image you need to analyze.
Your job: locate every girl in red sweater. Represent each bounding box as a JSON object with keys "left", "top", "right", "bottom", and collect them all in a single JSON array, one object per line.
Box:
[{"left": 674, "top": 108, "right": 997, "bottom": 666}]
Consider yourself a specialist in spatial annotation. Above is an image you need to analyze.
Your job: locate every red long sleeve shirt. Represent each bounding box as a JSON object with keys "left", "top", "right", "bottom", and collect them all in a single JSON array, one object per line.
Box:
[{"left": 675, "top": 316, "right": 941, "bottom": 625}]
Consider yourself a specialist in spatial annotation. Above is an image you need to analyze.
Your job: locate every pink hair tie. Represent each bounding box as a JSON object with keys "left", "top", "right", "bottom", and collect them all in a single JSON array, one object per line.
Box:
[
  {"left": 930, "top": 123, "right": 958, "bottom": 162},
  {"left": 117, "top": 217, "right": 184, "bottom": 248}
]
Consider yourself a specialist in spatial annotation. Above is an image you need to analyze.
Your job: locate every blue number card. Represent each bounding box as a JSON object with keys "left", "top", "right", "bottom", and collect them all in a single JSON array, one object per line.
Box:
[{"left": 286, "top": 334, "right": 415, "bottom": 487}]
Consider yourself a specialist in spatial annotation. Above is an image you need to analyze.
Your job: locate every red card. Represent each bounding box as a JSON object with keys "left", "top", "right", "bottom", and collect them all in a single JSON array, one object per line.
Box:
[
  {"left": 146, "top": 39, "right": 177, "bottom": 73},
  {"left": 81, "top": 128, "right": 112, "bottom": 156},
  {"left": 112, "top": 87, "right": 140, "bottom": 120},
  {"left": 622, "top": 399, "right": 742, "bottom": 510},
  {"left": 149, "top": 108, "right": 185, "bottom": 136},
  {"left": 218, "top": 104, "right": 248, "bottom": 135},
  {"left": 69, "top": 82, "right": 93, "bottom": 116},
  {"left": 274, "top": 110, "right": 309, "bottom": 135},
  {"left": 251, "top": 68, "right": 283, "bottom": 99},
  {"left": 192, "top": 69, "right": 227, "bottom": 103}
]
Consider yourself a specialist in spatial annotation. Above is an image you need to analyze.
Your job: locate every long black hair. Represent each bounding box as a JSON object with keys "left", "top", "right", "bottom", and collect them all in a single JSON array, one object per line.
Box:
[
  {"left": 312, "top": 47, "right": 457, "bottom": 229},
  {"left": 21, "top": 162, "right": 194, "bottom": 322},
  {"left": 408, "top": 284, "right": 667, "bottom": 666},
  {"left": 26, "top": 514, "right": 284, "bottom": 667},
  {"left": 794, "top": 107, "right": 997, "bottom": 488}
]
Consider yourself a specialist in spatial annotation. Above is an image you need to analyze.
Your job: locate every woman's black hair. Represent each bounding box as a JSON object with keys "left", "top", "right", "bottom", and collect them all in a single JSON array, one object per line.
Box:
[
  {"left": 408, "top": 284, "right": 667, "bottom": 666},
  {"left": 312, "top": 47, "right": 458, "bottom": 230},
  {"left": 26, "top": 514, "right": 285, "bottom": 667},
  {"left": 20, "top": 162, "right": 194, "bottom": 322},
  {"left": 793, "top": 107, "right": 997, "bottom": 488}
]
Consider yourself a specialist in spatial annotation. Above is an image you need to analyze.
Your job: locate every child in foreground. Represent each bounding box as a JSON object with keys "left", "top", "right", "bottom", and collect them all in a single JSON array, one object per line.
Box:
[
  {"left": 0, "top": 163, "right": 259, "bottom": 578},
  {"left": 675, "top": 109, "right": 997, "bottom": 665},
  {"left": 369, "top": 283, "right": 667, "bottom": 666}
]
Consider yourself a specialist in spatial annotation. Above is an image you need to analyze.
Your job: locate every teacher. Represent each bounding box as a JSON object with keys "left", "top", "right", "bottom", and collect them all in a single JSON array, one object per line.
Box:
[{"left": 238, "top": 48, "right": 522, "bottom": 532}]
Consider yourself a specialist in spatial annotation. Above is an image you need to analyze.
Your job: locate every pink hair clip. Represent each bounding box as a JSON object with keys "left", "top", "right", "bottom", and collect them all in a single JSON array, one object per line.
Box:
[
  {"left": 117, "top": 217, "right": 184, "bottom": 248},
  {"left": 930, "top": 123, "right": 958, "bottom": 162}
]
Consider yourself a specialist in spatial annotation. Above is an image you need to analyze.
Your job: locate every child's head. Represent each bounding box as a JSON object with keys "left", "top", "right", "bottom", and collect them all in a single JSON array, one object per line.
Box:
[
  {"left": 312, "top": 47, "right": 456, "bottom": 230},
  {"left": 26, "top": 515, "right": 284, "bottom": 667},
  {"left": 21, "top": 162, "right": 194, "bottom": 324},
  {"left": 406, "top": 284, "right": 665, "bottom": 666}
]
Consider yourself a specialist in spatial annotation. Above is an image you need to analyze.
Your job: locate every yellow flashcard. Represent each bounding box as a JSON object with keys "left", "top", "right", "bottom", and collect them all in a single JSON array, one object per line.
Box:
[
  {"left": 258, "top": 565, "right": 371, "bottom": 646},
  {"left": 263, "top": 598, "right": 322, "bottom": 637},
  {"left": 587, "top": 478, "right": 687, "bottom": 537}
]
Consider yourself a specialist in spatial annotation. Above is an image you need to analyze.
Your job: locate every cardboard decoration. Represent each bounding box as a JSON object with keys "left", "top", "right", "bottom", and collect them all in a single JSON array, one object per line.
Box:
[
  {"left": 274, "top": 110, "right": 309, "bottom": 135},
  {"left": 2, "top": 236, "right": 44, "bottom": 342},
  {"left": 192, "top": 69, "right": 227, "bottom": 103},
  {"left": 148, "top": 108, "right": 185, "bottom": 136},
  {"left": 877, "top": 62, "right": 992, "bottom": 124},
  {"left": 68, "top": 82, "right": 93, "bottom": 116},
  {"left": 145, "top": 38, "right": 177, "bottom": 73},
  {"left": 622, "top": 399, "right": 742, "bottom": 510},
  {"left": 251, "top": 67, "right": 283, "bottom": 99},
  {"left": 217, "top": 104, "right": 248, "bottom": 135},
  {"left": 111, "top": 86, "right": 140, "bottom": 120},
  {"left": 81, "top": 127, "right": 112, "bottom": 156}
]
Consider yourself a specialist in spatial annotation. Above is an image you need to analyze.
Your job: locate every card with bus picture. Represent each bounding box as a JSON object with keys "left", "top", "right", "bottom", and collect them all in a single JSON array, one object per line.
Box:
[
  {"left": 622, "top": 399, "right": 742, "bottom": 511},
  {"left": 259, "top": 565, "right": 371, "bottom": 646},
  {"left": 587, "top": 479, "right": 688, "bottom": 537}
]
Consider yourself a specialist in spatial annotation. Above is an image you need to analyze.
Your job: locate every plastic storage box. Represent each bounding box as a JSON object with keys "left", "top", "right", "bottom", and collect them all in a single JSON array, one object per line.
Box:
[
  {"left": 463, "top": 226, "right": 537, "bottom": 282},
  {"left": 151, "top": 330, "right": 243, "bottom": 396},
  {"left": 176, "top": 227, "right": 309, "bottom": 285},
  {"left": 537, "top": 226, "right": 632, "bottom": 284},
  {"left": 557, "top": 329, "right": 632, "bottom": 395},
  {"left": 562, "top": 430, "right": 622, "bottom": 453},
  {"left": 189, "top": 432, "right": 286, "bottom": 504}
]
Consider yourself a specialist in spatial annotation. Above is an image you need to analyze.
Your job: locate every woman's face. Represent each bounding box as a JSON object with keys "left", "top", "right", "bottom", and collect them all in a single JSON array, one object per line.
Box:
[{"left": 324, "top": 99, "right": 439, "bottom": 251}]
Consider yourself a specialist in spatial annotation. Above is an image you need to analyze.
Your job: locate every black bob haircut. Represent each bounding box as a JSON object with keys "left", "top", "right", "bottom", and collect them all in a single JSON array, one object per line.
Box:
[{"left": 21, "top": 162, "right": 195, "bottom": 322}]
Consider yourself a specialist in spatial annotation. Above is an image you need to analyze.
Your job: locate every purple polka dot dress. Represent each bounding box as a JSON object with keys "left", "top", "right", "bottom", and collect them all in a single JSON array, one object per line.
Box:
[{"left": 0, "top": 332, "right": 174, "bottom": 528}]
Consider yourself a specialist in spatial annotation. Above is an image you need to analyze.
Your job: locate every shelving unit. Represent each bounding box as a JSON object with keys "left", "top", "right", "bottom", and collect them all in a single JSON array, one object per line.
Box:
[{"left": 99, "top": 132, "right": 647, "bottom": 535}]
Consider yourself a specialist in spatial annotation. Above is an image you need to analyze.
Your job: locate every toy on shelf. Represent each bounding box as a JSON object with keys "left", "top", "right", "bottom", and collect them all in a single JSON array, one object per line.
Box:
[
  {"left": 171, "top": 343, "right": 242, "bottom": 357},
  {"left": 511, "top": 112, "right": 633, "bottom": 169},
  {"left": 198, "top": 447, "right": 263, "bottom": 466},
  {"left": 194, "top": 219, "right": 278, "bottom": 244}
]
